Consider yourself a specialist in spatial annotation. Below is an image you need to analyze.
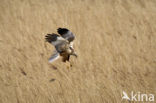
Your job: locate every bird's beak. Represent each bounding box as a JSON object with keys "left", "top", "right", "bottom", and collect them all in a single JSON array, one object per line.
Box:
[{"left": 72, "top": 53, "right": 78, "bottom": 58}]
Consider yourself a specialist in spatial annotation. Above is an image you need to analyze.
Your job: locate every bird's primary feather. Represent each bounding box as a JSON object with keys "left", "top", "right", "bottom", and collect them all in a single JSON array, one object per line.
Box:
[
  {"left": 45, "top": 33, "right": 59, "bottom": 43},
  {"left": 57, "top": 28, "right": 75, "bottom": 42}
]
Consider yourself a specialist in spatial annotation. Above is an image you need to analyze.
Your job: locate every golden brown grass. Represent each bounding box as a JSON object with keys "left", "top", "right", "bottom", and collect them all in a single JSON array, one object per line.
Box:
[{"left": 0, "top": 0, "right": 156, "bottom": 103}]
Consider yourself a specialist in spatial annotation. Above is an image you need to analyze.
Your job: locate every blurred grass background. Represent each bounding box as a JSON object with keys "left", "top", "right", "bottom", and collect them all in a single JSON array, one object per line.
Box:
[{"left": 0, "top": 0, "right": 156, "bottom": 103}]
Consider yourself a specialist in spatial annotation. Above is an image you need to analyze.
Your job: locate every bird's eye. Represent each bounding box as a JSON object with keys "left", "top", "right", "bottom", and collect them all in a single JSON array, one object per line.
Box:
[{"left": 69, "top": 47, "right": 73, "bottom": 50}]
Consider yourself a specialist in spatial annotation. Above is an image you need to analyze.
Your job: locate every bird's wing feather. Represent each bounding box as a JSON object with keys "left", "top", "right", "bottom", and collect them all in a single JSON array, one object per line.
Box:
[
  {"left": 57, "top": 28, "right": 75, "bottom": 42},
  {"left": 48, "top": 51, "right": 60, "bottom": 63},
  {"left": 45, "top": 33, "right": 68, "bottom": 46}
]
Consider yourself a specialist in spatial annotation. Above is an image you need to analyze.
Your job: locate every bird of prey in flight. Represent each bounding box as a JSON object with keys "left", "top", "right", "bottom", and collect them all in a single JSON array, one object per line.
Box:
[{"left": 45, "top": 28, "right": 77, "bottom": 63}]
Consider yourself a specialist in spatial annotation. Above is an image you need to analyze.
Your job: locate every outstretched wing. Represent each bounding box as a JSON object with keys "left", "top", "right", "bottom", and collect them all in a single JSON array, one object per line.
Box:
[
  {"left": 45, "top": 33, "right": 67, "bottom": 46},
  {"left": 48, "top": 51, "right": 60, "bottom": 63},
  {"left": 45, "top": 33, "right": 69, "bottom": 52},
  {"left": 57, "top": 28, "right": 75, "bottom": 42}
]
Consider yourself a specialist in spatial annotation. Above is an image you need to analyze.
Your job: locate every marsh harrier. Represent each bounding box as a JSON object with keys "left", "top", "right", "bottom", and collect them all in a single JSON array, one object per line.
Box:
[{"left": 45, "top": 28, "right": 77, "bottom": 63}]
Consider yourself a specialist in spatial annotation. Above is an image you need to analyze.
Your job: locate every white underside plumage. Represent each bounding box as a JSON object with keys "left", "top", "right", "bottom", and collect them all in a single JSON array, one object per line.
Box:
[{"left": 69, "top": 41, "right": 74, "bottom": 48}]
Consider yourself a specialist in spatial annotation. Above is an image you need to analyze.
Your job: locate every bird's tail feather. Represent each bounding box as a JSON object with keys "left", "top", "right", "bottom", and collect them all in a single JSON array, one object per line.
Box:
[{"left": 49, "top": 52, "right": 60, "bottom": 63}]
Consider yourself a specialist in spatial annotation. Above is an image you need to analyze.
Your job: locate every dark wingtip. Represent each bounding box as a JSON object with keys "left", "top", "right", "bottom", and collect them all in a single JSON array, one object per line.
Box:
[
  {"left": 57, "top": 28, "right": 62, "bottom": 31},
  {"left": 57, "top": 28, "right": 69, "bottom": 35},
  {"left": 45, "top": 33, "right": 58, "bottom": 43},
  {"left": 57, "top": 27, "right": 68, "bottom": 30}
]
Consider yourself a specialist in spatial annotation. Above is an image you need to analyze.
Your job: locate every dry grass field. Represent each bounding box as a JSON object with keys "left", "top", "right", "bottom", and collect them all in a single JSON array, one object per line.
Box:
[{"left": 0, "top": 0, "right": 156, "bottom": 103}]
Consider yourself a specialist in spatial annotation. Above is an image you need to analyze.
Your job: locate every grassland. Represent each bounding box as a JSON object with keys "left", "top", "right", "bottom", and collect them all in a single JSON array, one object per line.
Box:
[{"left": 0, "top": 0, "right": 156, "bottom": 103}]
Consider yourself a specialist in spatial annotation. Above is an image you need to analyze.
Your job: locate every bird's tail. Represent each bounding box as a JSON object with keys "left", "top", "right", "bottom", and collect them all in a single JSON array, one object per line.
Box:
[{"left": 49, "top": 51, "right": 60, "bottom": 63}]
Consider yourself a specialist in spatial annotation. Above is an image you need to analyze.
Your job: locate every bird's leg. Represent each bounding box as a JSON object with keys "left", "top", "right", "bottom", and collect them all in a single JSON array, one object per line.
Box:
[
  {"left": 66, "top": 61, "right": 72, "bottom": 69},
  {"left": 70, "top": 62, "right": 73, "bottom": 67},
  {"left": 66, "top": 58, "right": 73, "bottom": 69}
]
